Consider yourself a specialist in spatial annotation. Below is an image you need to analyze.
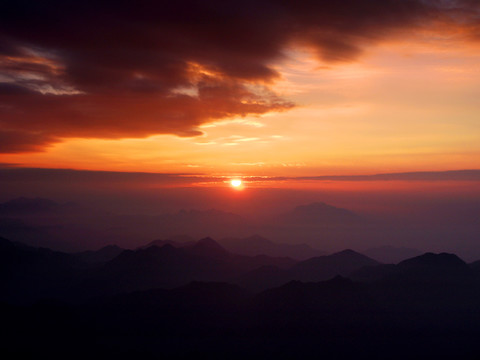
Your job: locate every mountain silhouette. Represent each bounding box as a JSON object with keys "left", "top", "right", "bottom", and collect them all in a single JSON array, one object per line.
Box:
[
  {"left": 77, "top": 238, "right": 297, "bottom": 297},
  {"left": 220, "top": 234, "right": 325, "bottom": 259},
  {"left": 287, "top": 249, "right": 379, "bottom": 282},
  {"left": 0, "top": 237, "right": 82, "bottom": 303},
  {"left": 394, "top": 252, "right": 472, "bottom": 281},
  {"left": 82, "top": 244, "right": 237, "bottom": 296},
  {"left": 470, "top": 260, "right": 480, "bottom": 272},
  {"left": 4, "top": 236, "right": 480, "bottom": 359},
  {"left": 352, "top": 252, "right": 473, "bottom": 284},
  {"left": 185, "top": 237, "right": 230, "bottom": 259},
  {"left": 140, "top": 235, "right": 196, "bottom": 249},
  {"left": 236, "top": 265, "right": 289, "bottom": 292},
  {"left": 364, "top": 245, "right": 423, "bottom": 264},
  {"left": 75, "top": 244, "right": 124, "bottom": 264}
]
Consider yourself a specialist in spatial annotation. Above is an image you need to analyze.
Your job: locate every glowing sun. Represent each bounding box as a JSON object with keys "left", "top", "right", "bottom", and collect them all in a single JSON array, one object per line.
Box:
[{"left": 231, "top": 179, "right": 242, "bottom": 188}]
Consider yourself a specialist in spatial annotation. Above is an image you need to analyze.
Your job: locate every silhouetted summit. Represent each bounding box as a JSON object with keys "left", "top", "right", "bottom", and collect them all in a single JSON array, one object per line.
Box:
[
  {"left": 220, "top": 234, "right": 325, "bottom": 259},
  {"left": 0, "top": 237, "right": 81, "bottom": 304},
  {"left": 187, "top": 237, "right": 230, "bottom": 258},
  {"left": 141, "top": 235, "right": 195, "bottom": 249},
  {"left": 288, "top": 249, "right": 379, "bottom": 282},
  {"left": 398, "top": 252, "right": 466, "bottom": 268},
  {"left": 395, "top": 252, "right": 472, "bottom": 281},
  {"left": 352, "top": 252, "right": 472, "bottom": 283},
  {"left": 83, "top": 244, "right": 238, "bottom": 296},
  {"left": 364, "top": 245, "right": 422, "bottom": 264},
  {"left": 76, "top": 244, "right": 124, "bottom": 264}
]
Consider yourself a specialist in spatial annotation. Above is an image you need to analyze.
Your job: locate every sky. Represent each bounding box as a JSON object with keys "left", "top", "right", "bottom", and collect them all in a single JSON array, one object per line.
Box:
[
  {"left": 1, "top": 1, "right": 480, "bottom": 254},
  {"left": 1, "top": 0, "right": 480, "bottom": 176}
]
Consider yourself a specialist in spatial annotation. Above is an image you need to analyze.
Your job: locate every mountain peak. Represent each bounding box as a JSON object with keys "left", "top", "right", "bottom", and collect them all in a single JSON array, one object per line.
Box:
[
  {"left": 398, "top": 252, "right": 467, "bottom": 268},
  {"left": 197, "top": 237, "right": 219, "bottom": 245},
  {"left": 188, "top": 237, "right": 229, "bottom": 258},
  {"left": 333, "top": 249, "right": 360, "bottom": 256}
]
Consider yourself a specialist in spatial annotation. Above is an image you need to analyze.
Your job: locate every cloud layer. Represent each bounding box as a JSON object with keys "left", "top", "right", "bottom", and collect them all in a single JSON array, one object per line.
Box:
[{"left": 1, "top": 0, "right": 479, "bottom": 152}]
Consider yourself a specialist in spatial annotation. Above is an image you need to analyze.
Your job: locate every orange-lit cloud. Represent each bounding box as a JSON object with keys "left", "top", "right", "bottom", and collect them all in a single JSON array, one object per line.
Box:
[{"left": 2, "top": 0, "right": 480, "bottom": 156}]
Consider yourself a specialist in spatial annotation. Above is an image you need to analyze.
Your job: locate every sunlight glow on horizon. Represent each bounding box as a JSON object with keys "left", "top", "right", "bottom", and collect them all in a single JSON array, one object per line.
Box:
[{"left": 231, "top": 179, "right": 242, "bottom": 188}]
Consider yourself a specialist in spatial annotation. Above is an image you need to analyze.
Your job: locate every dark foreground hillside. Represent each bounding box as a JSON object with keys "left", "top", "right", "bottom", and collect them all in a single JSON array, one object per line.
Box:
[
  {"left": 3, "top": 277, "right": 480, "bottom": 359},
  {"left": 3, "top": 237, "right": 480, "bottom": 359}
]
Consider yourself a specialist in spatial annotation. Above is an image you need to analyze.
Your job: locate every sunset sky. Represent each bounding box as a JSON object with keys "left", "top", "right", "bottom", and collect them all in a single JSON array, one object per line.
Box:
[
  {"left": 1, "top": 0, "right": 480, "bottom": 180},
  {"left": 5, "top": 5, "right": 480, "bottom": 355}
]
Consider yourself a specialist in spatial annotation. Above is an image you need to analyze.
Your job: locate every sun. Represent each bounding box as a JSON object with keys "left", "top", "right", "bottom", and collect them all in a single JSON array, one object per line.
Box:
[{"left": 230, "top": 179, "right": 242, "bottom": 188}]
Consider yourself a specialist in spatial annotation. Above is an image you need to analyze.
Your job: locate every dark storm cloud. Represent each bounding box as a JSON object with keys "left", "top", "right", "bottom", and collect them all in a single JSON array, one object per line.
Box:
[{"left": 0, "top": 0, "right": 479, "bottom": 152}]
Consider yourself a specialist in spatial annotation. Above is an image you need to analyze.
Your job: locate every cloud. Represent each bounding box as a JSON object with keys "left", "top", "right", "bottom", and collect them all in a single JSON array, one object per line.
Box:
[
  {"left": 1, "top": 0, "right": 479, "bottom": 152},
  {"left": 296, "top": 169, "right": 480, "bottom": 181},
  {"left": 0, "top": 129, "right": 57, "bottom": 153}
]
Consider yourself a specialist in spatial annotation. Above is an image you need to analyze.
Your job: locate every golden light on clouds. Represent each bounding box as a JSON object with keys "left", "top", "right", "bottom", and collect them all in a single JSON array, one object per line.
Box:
[{"left": 2, "top": 33, "right": 480, "bottom": 177}]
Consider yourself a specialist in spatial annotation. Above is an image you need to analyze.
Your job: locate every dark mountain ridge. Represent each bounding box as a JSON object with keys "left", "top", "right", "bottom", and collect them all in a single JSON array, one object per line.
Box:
[
  {"left": 287, "top": 249, "right": 380, "bottom": 282},
  {"left": 352, "top": 252, "right": 473, "bottom": 283},
  {"left": 219, "top": 234, "right": 325, "bottom": 260}
]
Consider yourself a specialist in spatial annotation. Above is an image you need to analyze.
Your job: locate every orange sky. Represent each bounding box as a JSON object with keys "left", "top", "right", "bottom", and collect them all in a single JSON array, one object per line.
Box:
[
  {"left": 4, "top": 37, "right": 480, "bottom": 176},
  {"left": 2, "top": 3, "right": 480, "bottom": 179}
]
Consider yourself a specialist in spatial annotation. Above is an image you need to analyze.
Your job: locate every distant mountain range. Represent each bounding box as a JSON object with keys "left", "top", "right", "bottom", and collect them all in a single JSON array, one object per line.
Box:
[
  {"left": 0, "top": 197, "right": 365, "bottom": 251},
  {"left": 216, "top": 234, "right": 325, "bottom": 260},
  {"left": 238, "top": 248, "right": 379, "bottom": 291},
  {"left": 75, "top": 244, "right": 124, "bottom": 264},
  {"left": 140, "top": 234, "right": 323, "bottom": 260},
  {"left": 352, "top": 252, "right": 474, "bottom": 283},
  {"left": 4, "top": 235, "right": 480, "bottom": 358},
  {"left": 363, "top": 245, "right": 423, "bottom": 263},
  {"left": 4, "top": 234, "right": 480, "bottom": 304}
]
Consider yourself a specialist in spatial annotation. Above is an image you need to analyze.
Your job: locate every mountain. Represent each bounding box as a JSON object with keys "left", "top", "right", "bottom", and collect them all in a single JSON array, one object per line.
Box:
[
  {"left": 287, "top": 249, "right": 380, "bottom": 282},
  {"left": 0, "top": 237, "right": 82, "bottom": 304},
  {"left": 75, "top": 244, "right": 124, "bottom": 264},
  {"left": 470, "top": 260, "right": 480, "bottom": 271},
  {"left": 237, "top": 249, "right": 380, "bottom": 291},
  {"left": 185, "top": 237, "right": 231, "bottom": 259},
  {"left": 140, "top": 238, "right": 187, "bottom": 249},
  {"left": 100, "top": 281, "right": 251, "bottom": 312},
  {"left": 83, "top": 244, "right": 237, "bottom": 296},
  {"left": 394, "top": 252, "right": 472, "bottom": 281},
  {"left": 277, "top": 202, "right": 359, "bottom": 224},
  {"left": 255, "top": 276, "right": 360, "bottom": 312},
  {"left": 5, "top": 239, "right": 480, "bottom": 359},
  {"left": 364, "top": 245, "right": 423, "bottom": 263},
  {"left": 220, "top": 234, "right": 325, "bottom": 260},
  {"left": 6, "top": 274, "right": 480, "bottom": 359},
  {"left": 352, "top": 252, "right": 473, "bottom": 283},
  {"left": 236, "top": 265, "right": 289, "bottom": 292},
  {"left": 78, "top": 238, "right": 297, "bottom": 297}
]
